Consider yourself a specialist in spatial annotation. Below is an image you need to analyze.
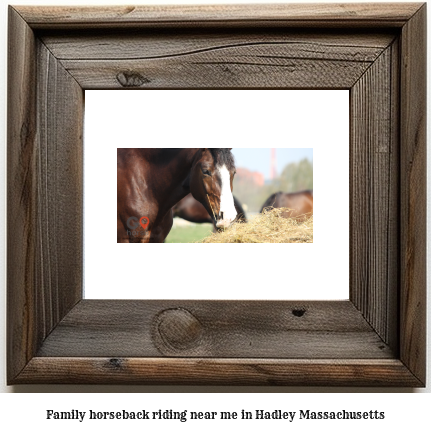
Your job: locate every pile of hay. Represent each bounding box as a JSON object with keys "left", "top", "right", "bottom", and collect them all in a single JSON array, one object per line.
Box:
[{"left": 199, "top": 207, "right": 313, "bottom": 243}]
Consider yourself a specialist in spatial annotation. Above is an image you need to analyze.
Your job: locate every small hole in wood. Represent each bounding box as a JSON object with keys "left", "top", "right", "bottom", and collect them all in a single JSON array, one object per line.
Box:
[
  {"left": 108, "top": 358, "right": 123, "bottom": 368},
  {"left": 292, "top": 309, "right": 306, "bottom": 317}
]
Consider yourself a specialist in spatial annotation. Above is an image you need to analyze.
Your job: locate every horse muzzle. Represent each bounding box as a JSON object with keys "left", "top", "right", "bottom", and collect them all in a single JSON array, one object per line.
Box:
[
  {"left": 211, "top": 198, "right": 237, "bottom": 229},
  {"left": 216, "top": 218, "right": 234, "bottom": 229},
  {"left": 215, "top": 210, "right": 236, "bottom": 228}
]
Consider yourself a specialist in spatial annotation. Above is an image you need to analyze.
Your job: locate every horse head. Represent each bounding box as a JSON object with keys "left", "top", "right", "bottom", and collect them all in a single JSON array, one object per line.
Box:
[{"left": 189, "top": 148, "right": 237, "bottom": 229}]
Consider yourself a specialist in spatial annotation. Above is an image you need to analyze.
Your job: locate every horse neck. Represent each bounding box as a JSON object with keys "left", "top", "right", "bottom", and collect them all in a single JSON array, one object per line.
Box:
[{"left": 142, "top": 148, "right": 199, "bottom": 209}]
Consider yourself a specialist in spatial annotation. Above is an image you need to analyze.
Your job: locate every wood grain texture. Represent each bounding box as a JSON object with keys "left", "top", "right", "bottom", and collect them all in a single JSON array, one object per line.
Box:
[
  {"left": 7, "top": 6, "right": 84, "bottom": 384},
  {"left": 15, "top": 3, "right": 423, "bottom": 29},
  {"left": 350, "top": 43, "right": 399, "bottom": 349},
  {"left": 52, "top": 32, "right": 394, "bottom": 89},
  {"left": 41, "top": 31, "right": 395, "bottom": 60},
  {"left": 7, "top": 6, "right": 38, "bottom": 381},
  {"left": 399, "top": 3, "right": 427, "bottom": 385},
  {"left": 41, "top": 30, "right": 394, "bottom": 89},
  {"left": 34, "top": 40, "right": 84, "bottom": 337},
  {"left": 36, "top": 300, "right": 393, "bottom": 359},
  {"left": 14, "top": 358, "right": 423, "bottom": 386},
  {"left": 7, "top": 3, "right": 427, "bottom": 386}
]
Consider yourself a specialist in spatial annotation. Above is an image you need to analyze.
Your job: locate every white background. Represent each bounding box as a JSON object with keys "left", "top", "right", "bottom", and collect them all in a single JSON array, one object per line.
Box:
[
  {"left": 0, "top": 0, "right": 430, "bottom": 426},
  {"left": 84, "top": 90, "right": 349, "bottom": 300}
]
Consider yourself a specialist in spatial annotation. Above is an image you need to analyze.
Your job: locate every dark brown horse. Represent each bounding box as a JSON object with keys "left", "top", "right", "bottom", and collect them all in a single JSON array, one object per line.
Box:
[
  {"left": 260, "top": 190, "right": 313, "bottom": 221},
  {"left": 117, "top": 148, "right": 237, "bottom": 243},
  {"left": 173, "top": 193, "right": 247, "bottom": 224}
]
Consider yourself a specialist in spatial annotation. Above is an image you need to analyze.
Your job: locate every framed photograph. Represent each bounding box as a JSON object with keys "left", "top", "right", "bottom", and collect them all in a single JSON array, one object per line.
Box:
[{"left": 7, "top": 3, "right": 426, "bottom": 386}]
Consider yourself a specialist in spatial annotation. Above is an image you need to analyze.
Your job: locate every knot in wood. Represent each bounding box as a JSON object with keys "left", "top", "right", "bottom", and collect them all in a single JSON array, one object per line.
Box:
[
  {"left": 155, "top": 308, "right": 203, "bottom": 351},
  {"left": 116, "top": 71, "right": 150, "bottom": 87}
]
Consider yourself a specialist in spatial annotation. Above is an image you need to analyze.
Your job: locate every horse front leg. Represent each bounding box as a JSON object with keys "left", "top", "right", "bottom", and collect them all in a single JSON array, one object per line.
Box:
[
  {"left": 149, "top": 209, "right": 173, "bottom": 243},
  {"left": 119, "top": 215, "right": 152, "bottom": 243},
  {"left": 117, "top": 216, "right": 133, "bottom": 243},
  {"left": 128, "top": 231, "right": 151, "bottom": 243}
]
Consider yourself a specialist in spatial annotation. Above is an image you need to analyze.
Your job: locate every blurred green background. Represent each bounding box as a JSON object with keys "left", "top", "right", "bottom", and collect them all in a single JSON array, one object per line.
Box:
[{"left": 166, "top": 149, "right": 313, "bottom": 243}]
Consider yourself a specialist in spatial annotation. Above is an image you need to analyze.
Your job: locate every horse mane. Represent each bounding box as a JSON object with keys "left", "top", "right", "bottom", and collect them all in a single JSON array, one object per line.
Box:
[{"left": 209, "top": 148, "right": 235, "bottom": 171}]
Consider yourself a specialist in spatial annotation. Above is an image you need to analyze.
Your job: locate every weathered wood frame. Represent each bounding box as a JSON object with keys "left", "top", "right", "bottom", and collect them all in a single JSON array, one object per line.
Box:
[{"left": 7, "top": 3, "right": 426, "bottom": 386}]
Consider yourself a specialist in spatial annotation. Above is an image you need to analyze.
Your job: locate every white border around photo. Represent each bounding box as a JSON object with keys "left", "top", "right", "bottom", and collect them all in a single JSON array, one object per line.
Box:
[{"left": 84, "top": 90, "right": 349, "bottom": 300}]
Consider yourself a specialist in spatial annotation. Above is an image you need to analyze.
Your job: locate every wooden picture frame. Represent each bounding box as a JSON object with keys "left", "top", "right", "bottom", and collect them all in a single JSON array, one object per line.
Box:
[{"left": 7, "top": 3, "right": 426, "bottom": 386}]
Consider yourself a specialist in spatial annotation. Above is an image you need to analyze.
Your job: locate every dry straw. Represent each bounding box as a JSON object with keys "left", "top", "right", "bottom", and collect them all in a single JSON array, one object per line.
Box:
[{"left": 199, "top": 207, "right": 313, "bottom": 243}]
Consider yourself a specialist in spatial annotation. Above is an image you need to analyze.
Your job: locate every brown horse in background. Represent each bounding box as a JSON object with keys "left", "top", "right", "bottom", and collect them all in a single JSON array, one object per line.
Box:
[
  {"left": 173, "top": 193, "right": 247, "bottom": 224},
  {"left": 117, "top": 148, "right": 237, "bottom": 243},
  {"left": 260, "top": 190, "right": 313, "bottom": 221}
]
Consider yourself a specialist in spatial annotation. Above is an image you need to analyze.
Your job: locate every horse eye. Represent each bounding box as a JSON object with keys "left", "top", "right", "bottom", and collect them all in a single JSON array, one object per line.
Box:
[{"left": 202, "top": 169, "right": 211, "bottom": 176}]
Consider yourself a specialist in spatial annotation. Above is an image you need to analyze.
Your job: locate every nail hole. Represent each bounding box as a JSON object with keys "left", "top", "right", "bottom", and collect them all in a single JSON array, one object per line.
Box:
[
  {"left": 108, "top": 358, "right": 122, "bottom": 368},
  {"left": 292, "top": 309, "right": 306, "bottom": 317}
]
